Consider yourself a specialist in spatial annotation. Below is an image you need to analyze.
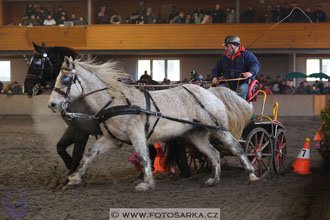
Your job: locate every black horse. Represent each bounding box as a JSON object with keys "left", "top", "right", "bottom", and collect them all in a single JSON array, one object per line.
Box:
[
  {"left": 24, "top": 43, "right": 102, "bottom": 176},
  {"left": 24, "top": 43, "right": 190, "bottom": 178}
]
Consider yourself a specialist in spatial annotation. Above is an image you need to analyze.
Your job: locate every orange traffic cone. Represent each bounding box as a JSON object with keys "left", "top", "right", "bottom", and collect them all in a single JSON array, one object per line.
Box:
[
  {"left": 292, "top": 138, "right": 311, "bottom": 175},
  {"left": 153, "top": 142, "right": 168, "bottom": 173}
]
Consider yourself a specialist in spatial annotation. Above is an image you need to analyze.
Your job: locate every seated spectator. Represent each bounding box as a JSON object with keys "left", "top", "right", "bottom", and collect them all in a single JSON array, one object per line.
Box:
[
  {"left": 58, "top": 15, "right": 67, "bottom": 25},
  {"left": 97, "top": 6, "right": 110, "bottom": 24},
  {"left": 212, "top": 4, "right": 225, "bottom": 23},
  {"left": 314, "top": 5, "right": 327, "bottom": 22},
  {"left": 323, "top": 81, "right": 330, "bottom": 94},
  {"left": 264, "top": 5, "right": 274, "bottom": 23},
  {"left": 192, "top": 6, "right": 204, "bottom": 24},
  {"left": 263, "top": 83, "right": 273, "bottom": 95},
  {"left": 168, "top": 5, "right": 179, "bottom": 23},
  {"left": 282, "top": 79, "right": 296, "bottom": 94},
  {"left": 185, "top": 14, "right": 194, "bottom": 24},
  {"left": 130, "top": 9, "right": 141, "bottom": 24},
  {"left": 296, "top": 81, "right": 311, "bottom": 94},
  {"left": 172, "top": 11, "right": 185, "bottom": 24},
  {"left": 70, "top": 13, "right": 78, "bottom": 22},
  {"left": 242, "top": 5, "right": 255, "bottom": 23},
  {"left": 201, "top": 11, "right": 212, "bottom": 24},
  {"left": 226, "top": 8, "right": 237, "bottom": 23},
  {"left": 22, "top": 14, "right": 41, "bottom": 26},
  {"left": 257, "top": 74, "right": 266, "bottom": 89},
  {"left": 142, "top": 8, "right": 156, "bottom": 24},
  {"left": 110, "top": 13, "right": 122, "bottom": 24},
  {"left": 272, "top": 4, "right": 283, "bottom": 22},
  {"left": 279, "top": 80, "right": 287, "bottom": 94},
  {"left": 272, "top": 75, "right": 282, "bottom": 94},
  {"left": 311, "top": 84, "right": 321, "bottom": 94},
  {"left": 43, "top": 14, "right": 56, "bottom": 26},
  {"left": 55, "top": 6, "right": 66, "bottom": 24},
  {"left": 75, "top": 16, "right": 87, "bottom": 25},
  {"left": 302, "top": 8, "right": 315, "bottom": 22},
  {"left": 5, "top": 82, "right": 23, "bottom": 95},
  {"left": 315, "top": 80, "right": 324, "bottom": 94},
  {"left": 288, "top": 1, "right": 301, "bottom": 22}
]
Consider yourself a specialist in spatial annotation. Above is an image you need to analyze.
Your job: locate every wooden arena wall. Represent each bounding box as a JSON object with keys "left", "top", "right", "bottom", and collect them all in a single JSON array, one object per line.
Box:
[{"left": 0, "top": 23, "right": 330, "bottom": 51}]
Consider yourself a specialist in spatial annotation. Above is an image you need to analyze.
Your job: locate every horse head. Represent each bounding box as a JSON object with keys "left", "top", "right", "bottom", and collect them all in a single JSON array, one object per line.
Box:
[
  {"left": 24, "top": 42, "right": 80, "bottom": 97},
  {"left": 48, "top": 56, "right": 84, "bottom": 112}
]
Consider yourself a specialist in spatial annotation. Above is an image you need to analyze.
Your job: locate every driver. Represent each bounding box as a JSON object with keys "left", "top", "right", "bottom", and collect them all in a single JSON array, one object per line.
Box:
[{"left": 211, "top": 34, "right": 260, "bottom": 99}]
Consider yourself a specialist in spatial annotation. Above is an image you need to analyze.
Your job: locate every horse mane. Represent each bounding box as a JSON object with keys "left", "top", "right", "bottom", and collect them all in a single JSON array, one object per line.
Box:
[
  {"left": 208, "top": 87, "right": 252, "bottom": 139},
  {"left": 73, "top": 59, "right": 132, "bottom": 99}
]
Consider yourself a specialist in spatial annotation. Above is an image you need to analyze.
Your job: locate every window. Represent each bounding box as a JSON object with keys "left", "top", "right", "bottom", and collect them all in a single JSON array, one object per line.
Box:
[
  {"left": 137, "top": 59, "right": 180, "bottom": 82},
  {"left": 0, "top": 61, "right": 11, "bottom": 81},
  {"left": 306, "top": 58, "right": 330, "bottom": 81}
]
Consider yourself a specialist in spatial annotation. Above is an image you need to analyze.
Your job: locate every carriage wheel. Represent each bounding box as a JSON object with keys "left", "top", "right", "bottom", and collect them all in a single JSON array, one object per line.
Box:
[
  {"left": 273, "top": 129, "right": 287, "bottom": 174},
  {"left": 245, "top": 128, "right": 273, "bottom": 178},
  {"left": 186, "top": 148, "right": 211, "bottom": 173}
]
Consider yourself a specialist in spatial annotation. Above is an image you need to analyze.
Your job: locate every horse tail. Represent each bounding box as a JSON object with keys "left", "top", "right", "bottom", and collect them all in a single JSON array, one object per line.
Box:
[{"left": 208, "top": 87, "right": 253, "bottom": 139}]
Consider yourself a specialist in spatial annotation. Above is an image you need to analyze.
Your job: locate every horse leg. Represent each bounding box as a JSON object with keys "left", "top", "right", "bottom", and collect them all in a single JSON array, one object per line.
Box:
[
  {"left": 185, "top": 130, "right": 221, "bottom": 187},
  {"left": 67, "top": 136, "right": 115, "bottom": 186},
  {"left": 57, "top": 127, "right": 75, "bottom": 170},
  {"left": 68, "top": 132, "right": 89, "bottom": 175},
  {"left": 213, "top": 130, "right": 259, "bottom": 182},
  {"left": 128, "top": 131, "right": 154, "bottom": 191}
]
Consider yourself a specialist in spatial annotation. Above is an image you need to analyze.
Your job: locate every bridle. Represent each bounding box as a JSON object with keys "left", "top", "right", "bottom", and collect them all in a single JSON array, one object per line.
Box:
[{"left": 25, "top": 51, "right": 54, "bottom": 96}]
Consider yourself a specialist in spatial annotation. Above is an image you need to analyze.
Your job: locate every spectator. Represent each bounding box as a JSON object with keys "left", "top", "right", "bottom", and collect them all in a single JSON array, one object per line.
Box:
[
  {"left": 288, "top": 1, "right": 301, "bottom": 22},
  {"left": 25, "top": 4, "right": 34, "bottom": 17},
  {"left": 242, "top": 5, "right": 255, "bottom": 23},
  {"left": 140, "top": 70, "right": 152, "bottom": 80},
  {"left": 296, "top": 81, "right": 311, "bottom": 94},
  {"left": 38, "top": 8, "right": 48, "bottom": 22},
  {"left": 43, "top": 14, "right": 56, "bottom": 26},
  {"left": 302, "top": 8, "right": 315, "bottom": 22},
  {"left": 323, "top": 81, "right": 330, "bottom": 94},
  {"left": 185, "top": 14, "right": 194, "bottom": 24},
  {"left": 314, "top": 5, "right": 327, "bottom": 22},
  {"left": 226, "top": 8, "right": 237, "bottom": 23},
  {"left": 22, "top": 14, "right": 41, "bottom": 26},
  {"left": 75, "top": 16, "right": 87, "bottom": 25},
  {"left": 282, "top": 2, "right": 290, "bottom": 22},
  {"left": 315, "top": 80, "right": 324, "bottom": 94},
  {"left": 264, "top": 5, "right": 274, "bottom": 23},
  {"left": 273, "top": 4, "right": 283, "bottom": 22},
  {"left": 283, "top": 79, "right": 296, "bottom": 94},
  {"left": 130, "top": 9, "right": 140, "bottom": 24},
  {"left": 168, "top": 5, "right": 179, "bottom": 23},
  {"left": 263, "top": 83, "right": 273, "bottom": 95},
  {"left": 97, "top": 6, "right": 110, "bottom": 24},
  {"left": 212, "top": 4, "right": 225, "bottom": 23},
  {"left": 70, "top": 13, "right": 77, "bottom": 22},
  {"left": 5, "top": 82, "right": 23, "bottom": 95},
  {"left": 271, "top": 75, "right": 282, "bottom": 94},
  {"left": 192, "top": 6, "right": 204, "bottom": 24},
  {"left": 55, "top": 6, "right": 66, "bottom": 24},
  {"left": 162, "top": 78, "right": 170, "bottom": 85},
  {"left": 0, "top": 80, "right": 3, "bottom": 93},
  {"left": 58, "top": 15, "right": 66, "bottom": 25},
  {"left": 172, "top": 11, "right": 185, "bottom": 24},
  {"left": 311, "top": 84, "right": 321, "bottom": 94},
  {"left": 279, "top": 80, "right": 287, "bottom": 94},
  {"left": 110, "top": 13, "right": 122, "bottom": 24},
  {"left": 201, "top": 11, "right": 212, "bottom": 24},
  {"left": 257, "top": 74, "right": 266, "bottom": 89},
  {"left": 142, "top": 7, "right": 156, "bottom": 24}
]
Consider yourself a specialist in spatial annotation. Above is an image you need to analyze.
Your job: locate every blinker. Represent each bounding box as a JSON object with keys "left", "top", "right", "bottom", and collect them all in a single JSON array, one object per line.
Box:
[{"left": 61, "top": 74, "right": 72, "bottom": 86}]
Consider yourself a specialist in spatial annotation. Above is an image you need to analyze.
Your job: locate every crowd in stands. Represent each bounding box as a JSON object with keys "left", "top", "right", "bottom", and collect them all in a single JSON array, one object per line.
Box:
[
  {"left": 0, "top": 81, "right": 24, "bottom": 95},
  {"left": 22, "top": 4, "right": 87, "bottom": 26},
  {"left": 256, "top": 74, "right": 330, "bottom": 95},
  {"left": 19, "top": 1, "right": 327, "bottom": 26}
]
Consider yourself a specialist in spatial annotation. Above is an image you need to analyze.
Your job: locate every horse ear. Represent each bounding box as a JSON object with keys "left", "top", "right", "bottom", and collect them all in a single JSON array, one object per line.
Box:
[
  {"left": 64, "top": 56, "right": 71, "bottom": 68},
  {"left": 32, "top": 42, "right": 42, "bottom": 52},
  {"left": 41, "top": 42, "right": 46, "bottom": 48}
]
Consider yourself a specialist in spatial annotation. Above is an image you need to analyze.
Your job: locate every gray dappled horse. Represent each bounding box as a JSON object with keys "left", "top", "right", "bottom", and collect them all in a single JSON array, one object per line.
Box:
[{"left": 48, "top": 57, "right": 259, "bottom": 191}]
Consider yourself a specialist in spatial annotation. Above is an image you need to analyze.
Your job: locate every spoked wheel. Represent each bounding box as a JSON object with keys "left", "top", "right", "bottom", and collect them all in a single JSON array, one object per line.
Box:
[
  {"left": 186, "top": 148, "right": 211, "bottom": 173},
  {"left": 273, "top": 128, "right": 287, "bottom": 174},
  {"left": 245, "top": 128, "right": 273, "bottom": 178}
]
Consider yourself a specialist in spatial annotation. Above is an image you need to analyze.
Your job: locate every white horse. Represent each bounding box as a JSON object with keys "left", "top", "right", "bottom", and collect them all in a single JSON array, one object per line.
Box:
[{"left": 48, "top": 57, "right": 258, "bottom": 191}]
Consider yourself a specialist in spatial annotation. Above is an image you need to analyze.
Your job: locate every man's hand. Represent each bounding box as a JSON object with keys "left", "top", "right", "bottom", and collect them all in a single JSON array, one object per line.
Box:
[
  {"left": 242, "top": 72, "right": 252, "bottom": 78},
  {"left": 212, "top": 77, "right": 218, "bottom": 84}
]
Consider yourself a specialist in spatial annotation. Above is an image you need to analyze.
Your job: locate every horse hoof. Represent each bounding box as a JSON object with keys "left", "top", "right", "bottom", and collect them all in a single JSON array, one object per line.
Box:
[
  {"left": 67, "top": 174, "right": 82, "bottom": 186},
  {"left": 249, "top": 173, "right": 260, "bottom": 182},
  {"left": 204, "top": 178, "right": 218, "bottom": 187},
  {"left": 135, "top": 182, "right": 154, "bottom": 191}
]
